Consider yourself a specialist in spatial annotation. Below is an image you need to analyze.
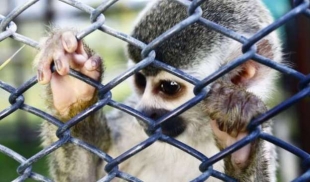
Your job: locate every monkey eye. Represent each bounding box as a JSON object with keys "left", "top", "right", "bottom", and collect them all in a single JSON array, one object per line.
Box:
[
  {"left": 160, "top": 80, "right": 181, "bottom": 95},
  {"left": 134, "top": 72, "right": 147, "bottom": 89}
]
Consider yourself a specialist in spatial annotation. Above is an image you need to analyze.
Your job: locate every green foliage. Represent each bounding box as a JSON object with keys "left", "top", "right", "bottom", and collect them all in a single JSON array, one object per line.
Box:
[{"left": 0, "top": 140, "right": 49, "bottom": 182}]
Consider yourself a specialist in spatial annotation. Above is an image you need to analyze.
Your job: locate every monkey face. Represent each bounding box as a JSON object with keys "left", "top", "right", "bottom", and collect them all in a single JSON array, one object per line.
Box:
[{"left": 132, "top": 70, "right": 208, "bottom": 137}]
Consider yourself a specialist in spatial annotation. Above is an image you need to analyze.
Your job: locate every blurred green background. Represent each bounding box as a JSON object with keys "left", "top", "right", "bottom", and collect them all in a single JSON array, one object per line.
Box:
[
  {"left": 0, "top": 0, "right": 307, "bottom": 182},
  {"left": 0, "top": 1, "right": 143, "bottom": 181}
]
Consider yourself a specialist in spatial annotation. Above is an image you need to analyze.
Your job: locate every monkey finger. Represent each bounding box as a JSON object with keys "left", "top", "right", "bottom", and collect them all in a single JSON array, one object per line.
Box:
[
  {"left": 84, "top": 55, "right": 102, "bottom": 72},
  {"left": 229, "top": 132, "right": 252, "bottom": 169},
  {"left": 80, "top": 56, "right": 102, "bottom": 81},
  {"left": 215, "top": 119, "right": 254, "bottom": 170},
  {"left": 35, "top": 50, "right": 53, "bottom": 84},
  {"left": 61, "top": 31, "right": 78, "bottom": 54},
  {"left": 75, "top": 40, "right": 88, "bottom": 58},
  {"left": 70, "top": 53, "right": 89, "bottom": 69},
  {"left": 210, "top": 120, "right": 229, "bottom": 147},
  {"left": 53, "top": 54, "right": 70, "bottom": 76},
  {"left": 212, "top": 119, "right": 252, "bottom": 169},
  {"left": 37, "top": 60, "right": 53, "bottom": 85}
]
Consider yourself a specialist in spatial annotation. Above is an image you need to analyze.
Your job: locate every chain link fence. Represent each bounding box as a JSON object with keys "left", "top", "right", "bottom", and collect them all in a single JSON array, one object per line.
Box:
[{"left": 0, "top": 0, "right": 310, "bottom": 181}]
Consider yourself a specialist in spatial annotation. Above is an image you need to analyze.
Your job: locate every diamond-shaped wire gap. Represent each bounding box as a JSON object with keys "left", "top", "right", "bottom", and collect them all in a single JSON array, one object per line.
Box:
[
  {"left": 0, "top": 0, "right": 45, "bottom": 48},
  {"left": 260, "top": 132, "right": 309, "bottom": 160},
  {"left": 0, "top": 77, "right": 62, "bottom": 126},
  {"left": 90, "top": 0, "right": 120, "bottom": 23},
  {"left": 159, "top": 135, "right": 234, "bottom": 181},
  {"left": 242, "top": 0, "right": 310, "bottom": 52},
  {"left": 58, "top": 0, "right": 94, "bottom": 14},
  {"left": 248, "top": 86, "right": 310, "bottom": 129},
  {"left": 153, "top": 90, "right": 207, "bottom": 127},
  {"left": 104, "top": 132, "right": 161, "bottom": 173},
  {"left": 71, "top": 137, "right": 143, "bottom": 182},
  {"left": 141, "top": 2, "right": 202, "bottom": 58},
  {"left": 252, "top": 54, "right": 306, "bottom": 80},
  {"left": 17, "top": 132, "right": 71, "bottom": 174},
  {"left": 58, "top": 0, "right": 144, "bottom": 50},
  {"left": 0, "top": 16, "right": 17, "bottom": 41},
  {"left": 56, "top": 94, "right": 111, "bottom": 137},
  {"left": 99, "top": 51, "right": 156, "bottom": 95},
  {"left": 0, "top": 144, "right": 52, "bottom": 182},
  {"left": 107, "top": 100, "right": 154, "bottom": 128},
  {"left": 151, "top": 60, "right": 200, "bottom": 85},
  {"left": 194, "top": 48, "right": 256, "bottom": 94},
  {"left": 0, "top": 81, "right": 24, "bottom": 120},
  {"left": 199, "top": 128, "right": 261, "bottom": 172},
  {"left": 0, "top": 96, "right": 24, "bottom": 120},
  {"left": 8, "top": 76, "right": 37, "bottom": 104},
  {"left": 72, "top": 137, "right": 143, "bottom": 182},
  {"left": 0, "top": 0, "right": 40, "bottom": 31}
]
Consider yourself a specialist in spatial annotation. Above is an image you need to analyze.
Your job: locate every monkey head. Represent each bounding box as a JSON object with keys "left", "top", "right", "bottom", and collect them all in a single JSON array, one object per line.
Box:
[
  {"left": 126, "top": 0, "right": 281, "bottom": 138},
  {"left": 131, "top": 69, "right": 203, "bottom": 137}
]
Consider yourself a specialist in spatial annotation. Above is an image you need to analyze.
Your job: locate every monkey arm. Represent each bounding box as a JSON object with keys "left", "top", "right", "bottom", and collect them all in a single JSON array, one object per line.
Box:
[
  {"left": 41, "top": 110, "right": 110, "bottom": 182},
  {"left": 35, "top": 29, "right": 111, "bottom": 181},
  {"left": 204, "top": 80, "right": 275, "bottom": 181}
]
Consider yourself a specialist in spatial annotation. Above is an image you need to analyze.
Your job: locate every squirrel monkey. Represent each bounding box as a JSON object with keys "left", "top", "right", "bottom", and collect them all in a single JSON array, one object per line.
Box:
[{"left": 35, "top": 0, "right": 281, "bottom": 181}]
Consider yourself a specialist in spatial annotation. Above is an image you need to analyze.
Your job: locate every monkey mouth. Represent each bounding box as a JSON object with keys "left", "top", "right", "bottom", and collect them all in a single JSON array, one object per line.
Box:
[
  {"left": 160, "top": 117, "right": 187, "bottom": 137},
  {"left": 138, "top": 108, "right": 187, "bottom": 137}
]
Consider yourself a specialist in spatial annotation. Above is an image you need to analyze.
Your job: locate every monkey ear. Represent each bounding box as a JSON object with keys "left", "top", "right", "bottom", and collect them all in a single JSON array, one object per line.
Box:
[{"left": 228, "top": 39, "right": 276, "bottom": 88}]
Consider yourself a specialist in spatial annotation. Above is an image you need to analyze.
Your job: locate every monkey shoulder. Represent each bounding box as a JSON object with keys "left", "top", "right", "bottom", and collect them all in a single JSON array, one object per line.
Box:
[{"left": 106, "top": 95, "right": 147, "bottom": 149}]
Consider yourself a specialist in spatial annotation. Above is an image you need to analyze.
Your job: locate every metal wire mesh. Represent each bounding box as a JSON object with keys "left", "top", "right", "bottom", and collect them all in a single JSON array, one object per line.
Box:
[{"left": 0, "top": 0, "right": 310, "bottom": 181}]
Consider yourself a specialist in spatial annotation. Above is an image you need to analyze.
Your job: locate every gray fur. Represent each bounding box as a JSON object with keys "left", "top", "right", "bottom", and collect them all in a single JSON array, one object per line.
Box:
[
  {"left": 39, "top": 0, "right": 280, "bottom": 181},
  {"left": 127, "top": 0, "right": 274, "bottom": 76}
]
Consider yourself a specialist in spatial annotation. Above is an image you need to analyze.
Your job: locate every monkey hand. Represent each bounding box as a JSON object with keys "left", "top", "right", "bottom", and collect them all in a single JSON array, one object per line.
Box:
[
  {"left": 34, "top": 30, "right": 103, "bottom": 118},
  {"left": 204, "top": 80, "right": 267, "bottom": 171}
]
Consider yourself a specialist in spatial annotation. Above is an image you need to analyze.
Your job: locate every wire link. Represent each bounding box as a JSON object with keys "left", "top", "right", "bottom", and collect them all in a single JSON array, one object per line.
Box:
[{"left": 1, "top": 0, "right": 310, "bottom": 181}]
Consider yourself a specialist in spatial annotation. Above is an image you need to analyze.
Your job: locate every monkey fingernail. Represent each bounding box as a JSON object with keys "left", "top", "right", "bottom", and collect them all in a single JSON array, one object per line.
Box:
[
  {"left": 64, "top": 40, "right": 73, "bottom": 52},
  {"left": 91, "top": 59, "right": 97, "bottom": 68},
  {"left": 37, "top": 70, "right": 44, "bottom": 82},
  {"left": 62, "top": 32, "right": 77, "bottom": 53},
  {"left": 218, "top": 122, "right": 224, "bottom": 131},
  {"left": 54, "top": 59, "right": 62, "bottom": 72},
  {"left": 230, "top": 130, "right": 239, "bottom": 138},
  {"left": 85, "top": 57, "right": 100, "bottom": 71}
]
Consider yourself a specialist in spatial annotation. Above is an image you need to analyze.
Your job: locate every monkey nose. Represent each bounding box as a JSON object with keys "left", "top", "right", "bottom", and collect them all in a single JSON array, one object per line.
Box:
[
  {"left": 150, "top": 113, "right": 158, "bottom": 119},
  {"left": 139, "top": 108, "right": 169, "bottom": 121}
]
